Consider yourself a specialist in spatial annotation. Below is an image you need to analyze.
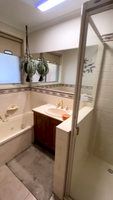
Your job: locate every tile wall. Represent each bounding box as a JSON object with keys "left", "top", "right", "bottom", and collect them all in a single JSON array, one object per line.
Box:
[
  {"left": 0, "top": 88, "right": 30, "bottom": 119},
  {"left": 93, "top": 41, "right": 113, "bottom": 165},
  {"left": 54, "top": 126, "right": 70, "bottom": 200},
  {"left": 0, "top": 129, "right": 33, "bottom": 167},
  {"left": 30, "top": 91, "right": 74, "bottom": 110}
]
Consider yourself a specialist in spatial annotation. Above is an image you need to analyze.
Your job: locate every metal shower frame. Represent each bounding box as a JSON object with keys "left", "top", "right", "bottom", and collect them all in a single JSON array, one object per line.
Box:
[{"left": 64, "top": 0, "right": 113, "bottom": 200}]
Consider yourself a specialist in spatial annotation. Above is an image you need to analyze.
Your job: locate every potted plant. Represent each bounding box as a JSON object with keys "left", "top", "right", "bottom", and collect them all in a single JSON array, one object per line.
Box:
[
  {"left": 36, "top": 53, "right": 49, "bottom": 81},
  {"left": 20, "top": 54, "right": 36, "bottom": 82},
  {"left": 20, "top": 26, "right": 36, "bottom": 82},
  {"left": 83, "top": 58, "right": 96, "bottom": 75}
]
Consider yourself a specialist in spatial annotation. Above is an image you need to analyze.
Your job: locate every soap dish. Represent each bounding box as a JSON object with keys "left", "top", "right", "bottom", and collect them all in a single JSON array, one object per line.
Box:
[{"left": 7, "top": 105, "right": 19, "bottom": 111}]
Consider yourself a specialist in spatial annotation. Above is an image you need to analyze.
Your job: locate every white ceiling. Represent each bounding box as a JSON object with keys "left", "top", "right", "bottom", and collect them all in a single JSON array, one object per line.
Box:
[{"left": 0, "top": 0, "right": 88, "bottom": 33}]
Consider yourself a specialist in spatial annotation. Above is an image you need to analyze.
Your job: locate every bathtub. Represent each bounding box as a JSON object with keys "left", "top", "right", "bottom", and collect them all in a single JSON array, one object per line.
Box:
[{"left": 0, "top": 112, "right": 33, "bottom": 145}]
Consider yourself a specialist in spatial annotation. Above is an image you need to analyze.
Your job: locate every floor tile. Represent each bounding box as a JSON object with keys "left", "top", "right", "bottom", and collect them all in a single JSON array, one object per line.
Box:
[
  {"left": 50, "top": 194, "right": 60, "bottom": 200},
  {"left": 25, "top": 193, "right": 36, "bottom": 200},
  {"left": 0, "top": 165, "right": 12, "bottom": 183},
  {"left": 0, "top": 173, "right": 30, "bottom": 200}
]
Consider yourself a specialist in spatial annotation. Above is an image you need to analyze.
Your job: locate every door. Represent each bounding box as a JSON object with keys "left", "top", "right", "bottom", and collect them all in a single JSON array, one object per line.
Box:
[
  {"left": 34, "top": 112, "right": 50, "bottom": 147},
  {"left": 65, "top": 0, "right": 112, "bottom": 200}
]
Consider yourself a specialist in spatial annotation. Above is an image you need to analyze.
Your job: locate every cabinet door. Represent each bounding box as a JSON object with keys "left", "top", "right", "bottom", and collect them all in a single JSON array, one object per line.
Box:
[
  {"left": 50, "top": 118, "right": 61, "bottom": 151},
  {"left": 34, "top": 112, "right": 49, "bottom": 147}
]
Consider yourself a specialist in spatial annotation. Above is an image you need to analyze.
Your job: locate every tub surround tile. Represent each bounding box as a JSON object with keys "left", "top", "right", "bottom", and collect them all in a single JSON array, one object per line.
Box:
[
  {"left": 0, "top": 91, "right": 31, "bottom": 118},
  {"left": 0, "top": 129, "right": 33, "bottom": 167},
  {"left": 0, "top": 87, "right": 30, "bottom": 95}
]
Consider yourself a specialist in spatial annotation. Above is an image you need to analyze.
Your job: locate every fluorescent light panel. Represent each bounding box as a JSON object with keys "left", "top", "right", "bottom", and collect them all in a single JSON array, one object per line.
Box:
[{"left": 35, "top": 0, "right": 66, "bottom": 12}]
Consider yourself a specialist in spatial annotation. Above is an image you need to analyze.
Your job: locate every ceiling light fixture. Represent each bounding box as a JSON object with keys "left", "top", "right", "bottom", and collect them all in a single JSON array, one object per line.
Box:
[{"left": 35, "top": 0, "right": 66, "bottom": 12}]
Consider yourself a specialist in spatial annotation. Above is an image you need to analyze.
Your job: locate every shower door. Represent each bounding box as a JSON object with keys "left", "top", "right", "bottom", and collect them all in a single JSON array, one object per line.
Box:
[{"left": 65, "top": 1, "right": 113, "bottom": 200}]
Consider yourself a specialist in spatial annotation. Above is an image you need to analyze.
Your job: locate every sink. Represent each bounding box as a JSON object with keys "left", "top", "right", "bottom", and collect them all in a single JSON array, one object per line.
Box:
[{"left": 46, "top": 108, "right": 69, "bottom": 117}]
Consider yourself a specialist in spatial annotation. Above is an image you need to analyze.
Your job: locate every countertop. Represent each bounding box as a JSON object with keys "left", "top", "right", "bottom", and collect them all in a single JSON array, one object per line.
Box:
[
  {"left": 32, "top": 104, "right": 93, "bottom": 133},
  {"left": 32, "top": 104, "right": 73, "bottom": 132},
  {"left": 32, "top": 104, "right": 72, "bottom": 122}
]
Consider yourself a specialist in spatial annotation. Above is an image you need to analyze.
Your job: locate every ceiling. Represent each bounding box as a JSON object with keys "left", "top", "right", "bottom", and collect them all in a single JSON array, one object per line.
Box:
[
  {"left": 0, "top": 0, "right": 88, "bottom": 33},
  {"left": 92, "top": 9, "right": 113, "bottom": 36}
]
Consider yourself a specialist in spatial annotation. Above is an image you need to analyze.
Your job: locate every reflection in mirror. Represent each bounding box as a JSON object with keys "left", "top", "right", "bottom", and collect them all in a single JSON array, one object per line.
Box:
[
  {"left": 80, "top": 22, "right": 103, "bottom": 105},
  {"left": 31, "top": 49, "right": 78, "bottom": 94},
  {"left": 31, "top": 41, "right": 102, "bottom": 96}
]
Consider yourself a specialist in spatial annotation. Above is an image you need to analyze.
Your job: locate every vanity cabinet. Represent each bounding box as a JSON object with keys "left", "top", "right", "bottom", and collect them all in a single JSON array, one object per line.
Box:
[{"left": 34, "top": 112, "right": 61, "bottom": 151}]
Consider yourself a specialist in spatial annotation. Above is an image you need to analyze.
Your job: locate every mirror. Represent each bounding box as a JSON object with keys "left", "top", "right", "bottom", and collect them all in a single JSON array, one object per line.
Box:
[
  {"left": 31, "top": 42, "right": 101, "bottom": 95},
  {"left": 31, "top": 49, "right": 78, "bottom": 94}
]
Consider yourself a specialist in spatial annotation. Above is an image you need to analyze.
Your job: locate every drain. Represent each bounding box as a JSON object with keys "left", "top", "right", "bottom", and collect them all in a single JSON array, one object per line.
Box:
[{"left": 108, "top": 169, "right": 113, "bottom": 174}]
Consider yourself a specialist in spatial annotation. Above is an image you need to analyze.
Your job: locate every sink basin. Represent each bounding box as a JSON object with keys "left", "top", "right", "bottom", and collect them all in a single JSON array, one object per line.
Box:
[{"left": 46, "top": 108, "right": 69, "bottom": 117}]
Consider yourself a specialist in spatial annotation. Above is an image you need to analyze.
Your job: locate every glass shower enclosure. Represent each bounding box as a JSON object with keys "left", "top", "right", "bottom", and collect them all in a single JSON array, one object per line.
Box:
[{"left": 65, "top": 1, "right": 113, "bottom": 200}]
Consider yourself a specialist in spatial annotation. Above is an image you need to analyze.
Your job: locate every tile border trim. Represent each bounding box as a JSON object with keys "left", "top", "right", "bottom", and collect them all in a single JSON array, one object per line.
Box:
[
  {"left": 31, "top": 87, "right": 74, "bottom": 99},
  {"left": 0, "top": 84, "right": 93, "bottom": 99},
  {"left": 0, "top": 87, "right": 30, "bottom": 95},
  {"left": 102, "top": 33, "right": 113, "bottom": 42}
]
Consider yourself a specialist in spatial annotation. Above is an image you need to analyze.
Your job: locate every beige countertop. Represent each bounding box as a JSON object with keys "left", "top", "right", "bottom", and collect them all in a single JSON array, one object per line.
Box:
[
  {"left": 32, "top": 103, "right": 72, "bottom": 122},
  {"left": 32, "top": 104, "right": 93, "bottom": 133},
  {"left": 78, "top": 106, "right": 93, "bottom": 124}
]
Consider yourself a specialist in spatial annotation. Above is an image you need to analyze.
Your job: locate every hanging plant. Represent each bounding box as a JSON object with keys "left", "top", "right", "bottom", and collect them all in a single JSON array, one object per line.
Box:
[
  {"left": 20, "top": 26, "right": 36, "bottom": 82},
  {"left": 83, "top": 58, "right": 96, "bottom": 75},
  {"left": 37, "top": 53, "right": 49, "bottom": 81},
  {"left": 20, "top": 54, "right": 36, "bottom": 82}
]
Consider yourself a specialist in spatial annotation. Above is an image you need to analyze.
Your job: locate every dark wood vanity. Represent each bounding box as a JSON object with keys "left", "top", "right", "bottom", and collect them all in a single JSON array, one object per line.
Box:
[{"left": 33, "top": 111, "right": 61, "bottom": 152}]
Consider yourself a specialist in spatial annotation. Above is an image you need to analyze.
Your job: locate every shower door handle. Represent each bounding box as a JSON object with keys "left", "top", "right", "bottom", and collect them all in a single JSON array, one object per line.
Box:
[
  {"left": 76, "top": 126, "right": 79, "bottom": 135},
  {"left": 74, "top": 126, "right": 79, "bottom": 137}
]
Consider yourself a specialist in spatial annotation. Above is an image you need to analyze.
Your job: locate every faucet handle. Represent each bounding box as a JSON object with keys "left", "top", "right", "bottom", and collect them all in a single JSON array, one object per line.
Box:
[
  {"left": 5, "top": 113, "right": 9, "bottom": 117},
  {"left": 56, "top": 103, "right": 59, "bottom": 108},
  {"left": 65, "top": 106, "right": 68, "bottom": 111}
]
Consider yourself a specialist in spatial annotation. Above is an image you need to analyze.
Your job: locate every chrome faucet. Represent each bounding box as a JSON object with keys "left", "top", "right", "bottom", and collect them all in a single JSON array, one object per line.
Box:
[
  {"left": 56, "top": 100, "right": 63, "bottom": 109},
  {"left": 0, "top": 116, "right": 4, "bottom": 122}
]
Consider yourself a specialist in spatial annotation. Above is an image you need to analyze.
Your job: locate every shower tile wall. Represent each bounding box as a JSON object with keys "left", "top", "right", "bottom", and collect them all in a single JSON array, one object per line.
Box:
[{"left": 93, "top": 41, "right": 113, "bottom": 165}]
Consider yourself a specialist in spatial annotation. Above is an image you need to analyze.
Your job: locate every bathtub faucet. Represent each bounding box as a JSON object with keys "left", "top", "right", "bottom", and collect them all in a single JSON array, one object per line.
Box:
[
  {"left": 0, "top": 116, "right": 4, "bottom": 122},
  {"left": 56, "top": 100, "right": 63, "bottom": 109}
]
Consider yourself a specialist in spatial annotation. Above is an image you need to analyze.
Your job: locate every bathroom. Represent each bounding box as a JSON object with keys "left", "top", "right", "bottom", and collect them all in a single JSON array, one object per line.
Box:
[{"left": 0, "top": 0, "right": 113, "bottom": 200}]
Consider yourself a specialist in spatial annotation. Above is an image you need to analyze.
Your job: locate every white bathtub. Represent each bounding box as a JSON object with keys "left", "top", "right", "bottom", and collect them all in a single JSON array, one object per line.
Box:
[{"left": 0, "top": 112, "right": 33, "bottom": 145}]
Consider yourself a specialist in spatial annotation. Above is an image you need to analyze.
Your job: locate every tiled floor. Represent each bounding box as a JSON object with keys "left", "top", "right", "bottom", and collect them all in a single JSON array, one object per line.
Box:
[
  {"left": 0, "top": 165, "right": 59, "bottom": 200},
  {"left": 0, "top": 165, "right": 36, "bottom": 200}
]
